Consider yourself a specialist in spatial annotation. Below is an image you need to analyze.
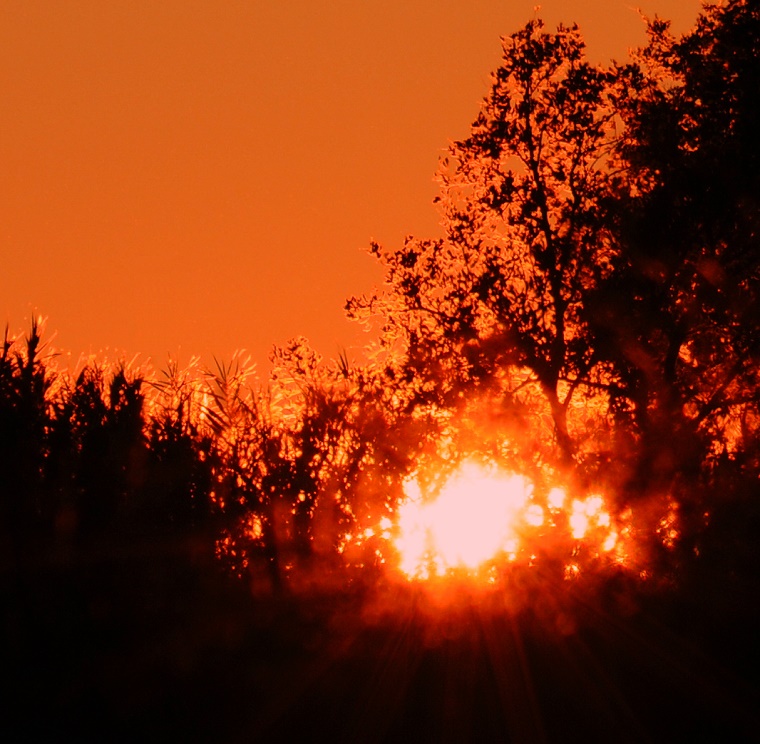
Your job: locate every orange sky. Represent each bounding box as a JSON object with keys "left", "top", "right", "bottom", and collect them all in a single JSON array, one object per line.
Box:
[{"left": 1, "top": 0, "right": 701, "bottom": 374}]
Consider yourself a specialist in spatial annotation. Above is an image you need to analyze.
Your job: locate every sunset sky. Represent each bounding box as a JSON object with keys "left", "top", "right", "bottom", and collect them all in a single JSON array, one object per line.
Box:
[{"left": 1, "top": 0, "right": 701, "bottom": 374}]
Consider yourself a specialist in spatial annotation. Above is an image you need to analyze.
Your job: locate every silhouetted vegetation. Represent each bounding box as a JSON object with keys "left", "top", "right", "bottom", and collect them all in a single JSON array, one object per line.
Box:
[{"left": 2, "top": 2, "right": 759, "bottom": 740}]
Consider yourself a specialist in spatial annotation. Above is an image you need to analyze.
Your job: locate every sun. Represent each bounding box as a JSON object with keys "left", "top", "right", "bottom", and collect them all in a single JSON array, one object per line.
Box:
[
  {"left": 349, "top": 458, "right": 637, "bottom": 583},
  {"left": 337, "top": 457, "right": 670, "bottom": 587},
  {"left": 394, "top": 461, "right": 536, "bottom": 578}
]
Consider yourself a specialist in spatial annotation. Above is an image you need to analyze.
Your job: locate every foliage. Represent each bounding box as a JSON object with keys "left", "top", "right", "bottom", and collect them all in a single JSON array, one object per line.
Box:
[
  {"left": 2, "top": 1, "right": 759, "bottom": 595},
  {"left": 351, "top": 20, "right": 622, "bottom": 465},
  {"left": 349, "top": 0, "right": 760, "bottom": 571}
]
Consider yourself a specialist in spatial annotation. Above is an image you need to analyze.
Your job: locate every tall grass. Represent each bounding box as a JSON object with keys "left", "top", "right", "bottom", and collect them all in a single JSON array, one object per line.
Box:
[{"left": 0, "top": 324, "right": 416, "bottom": 595}]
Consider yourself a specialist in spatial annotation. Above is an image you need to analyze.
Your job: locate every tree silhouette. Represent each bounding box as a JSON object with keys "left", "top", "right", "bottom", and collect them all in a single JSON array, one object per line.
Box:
[
  {"left": 349, "top": 20, "right": 625, "bottom": 468},
  {"left": 349, "top": 1, "right": 760, "bottom": 569},
  {"left": 206, "top": 338, "right": 435, "bottom": 590},
  {"left": 599, "top": 0, "right": 760, "bottom": 559},
  {"left": 0, "top": 319, "right": 55, "bottom": 551},
  {"left": 605, "top": 0, "right": 760, "bottom": 481}
]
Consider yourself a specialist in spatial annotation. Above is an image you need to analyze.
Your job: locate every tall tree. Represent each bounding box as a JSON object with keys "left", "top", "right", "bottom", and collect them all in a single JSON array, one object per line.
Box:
[
  {"left": 349, "top": 1, "right": 760, "bottom": 538},
  {"left": 594, "top": 0, "right": 760, "bottom": 495},
  {"left": 350, "top": 20, "right": 623, "bottom": 466}
]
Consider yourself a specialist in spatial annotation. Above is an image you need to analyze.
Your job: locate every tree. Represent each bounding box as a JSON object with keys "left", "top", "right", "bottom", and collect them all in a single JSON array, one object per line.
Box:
[
  {"left": 0, "top": 319, "right": 55, "bottom": 541},
  {"left": 610, "top": 0, "right": 760, "bottom": 467},
  {"left": 349, "top": 2, "right": 760, "bottom": 561},
  {"left": 590, "top": 0, "right": 760, "bottom": 557},
  {"left": 207, "top": 338, "right": 436, "bottom": 589},
  {"left": 350, "top": 20, "right": 625, "bottom": 469}
]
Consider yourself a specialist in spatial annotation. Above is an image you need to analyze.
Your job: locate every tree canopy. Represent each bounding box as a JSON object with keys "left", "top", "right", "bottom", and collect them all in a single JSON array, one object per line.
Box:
[{"left": 347, "top": 0, "right": 760, "bottom": 573}]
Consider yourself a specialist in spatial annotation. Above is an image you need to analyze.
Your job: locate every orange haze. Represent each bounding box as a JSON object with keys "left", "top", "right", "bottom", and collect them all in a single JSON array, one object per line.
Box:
[{"left": 1, "top": 1, "right": 701, "bottom": 374}]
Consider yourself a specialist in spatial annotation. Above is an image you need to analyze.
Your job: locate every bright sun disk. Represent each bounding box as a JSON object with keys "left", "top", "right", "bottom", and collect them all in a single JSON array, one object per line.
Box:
[
  {"left": 395, "top": 461, "right": 535, "bottom": 578},
  {"left": 380, "top": 460, "right": 629, "bottom": 581}
]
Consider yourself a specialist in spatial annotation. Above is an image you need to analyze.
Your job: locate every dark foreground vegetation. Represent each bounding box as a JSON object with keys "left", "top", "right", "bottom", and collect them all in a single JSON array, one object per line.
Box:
[{"left": 3, "top": 2, "right": 760, "bottom": 740}]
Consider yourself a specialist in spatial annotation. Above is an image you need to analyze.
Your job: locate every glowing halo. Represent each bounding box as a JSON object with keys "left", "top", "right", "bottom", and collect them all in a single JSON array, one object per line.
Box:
[{"left": 394, "top": 461, "right": 535, "bottom": 578}]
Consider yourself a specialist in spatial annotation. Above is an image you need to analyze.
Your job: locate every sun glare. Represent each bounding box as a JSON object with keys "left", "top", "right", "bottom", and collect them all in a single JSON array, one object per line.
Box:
[
  {"left": 395, "top": 462, "right": 534, "bottom": 578},
  {"left": 338, "top": 457, "right": 679, "bottom": 586},
  {"left": 344, "top": 459, "right": 638, "bottom": 583}
]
